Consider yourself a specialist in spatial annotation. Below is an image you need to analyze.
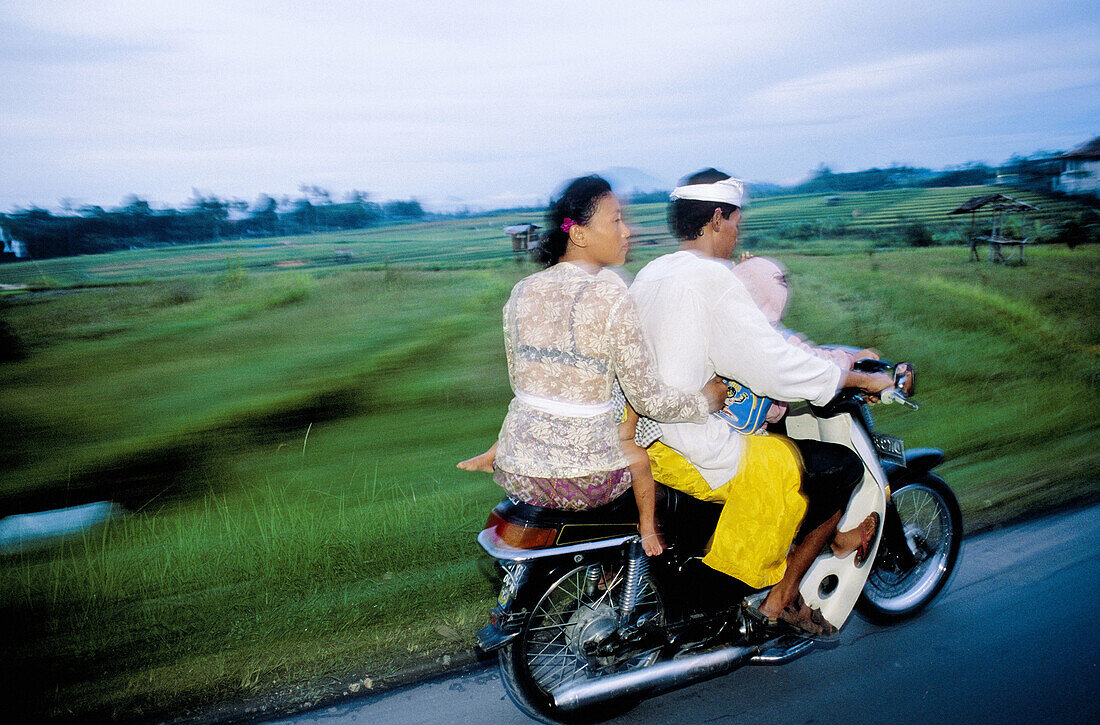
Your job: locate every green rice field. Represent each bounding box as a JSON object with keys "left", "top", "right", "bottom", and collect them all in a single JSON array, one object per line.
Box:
[
  {"left": 0, "top": 185, "right": 1086, "bottom": 289},
  {"left": 0, "top": 187, "right": 1097, "bottom": 721}
]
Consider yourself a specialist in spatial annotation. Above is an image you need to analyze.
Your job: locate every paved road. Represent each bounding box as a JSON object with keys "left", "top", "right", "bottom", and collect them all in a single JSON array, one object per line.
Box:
[{"left": 269, "top": 505, "right": 1100, "bottom": 724}]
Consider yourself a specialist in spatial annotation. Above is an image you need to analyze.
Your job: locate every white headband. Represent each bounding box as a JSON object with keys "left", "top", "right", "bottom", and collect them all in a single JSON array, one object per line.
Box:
[{"left": 670, "top": 177, "right": 746, "bottom": 207}]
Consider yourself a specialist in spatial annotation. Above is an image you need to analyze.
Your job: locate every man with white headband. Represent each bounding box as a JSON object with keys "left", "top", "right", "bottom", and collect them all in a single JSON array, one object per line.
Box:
[{"left": 628, "top": 168, "right": 893, "bottom": 635}]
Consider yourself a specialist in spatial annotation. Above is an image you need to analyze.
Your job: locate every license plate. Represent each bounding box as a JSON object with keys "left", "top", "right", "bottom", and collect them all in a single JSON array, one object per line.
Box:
[{"left": 872, "top": 434, "right": 905, "bottom": 465}]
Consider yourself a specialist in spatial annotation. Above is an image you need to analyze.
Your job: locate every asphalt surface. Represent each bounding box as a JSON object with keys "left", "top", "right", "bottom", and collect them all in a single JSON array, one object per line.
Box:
[{"left": 265, "top": 504, "right": 1100, "bottom": 724}]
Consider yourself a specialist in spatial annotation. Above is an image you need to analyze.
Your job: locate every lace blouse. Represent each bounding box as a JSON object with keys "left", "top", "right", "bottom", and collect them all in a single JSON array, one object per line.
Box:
[{"left": 493, "top": 261, "right": 710, "bottom": 484}]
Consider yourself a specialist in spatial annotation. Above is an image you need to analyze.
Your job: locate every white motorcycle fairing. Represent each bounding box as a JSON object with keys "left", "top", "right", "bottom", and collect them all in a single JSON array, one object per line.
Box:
[{"left": 784, "top": 402, "right": 888, "bottom": 629}]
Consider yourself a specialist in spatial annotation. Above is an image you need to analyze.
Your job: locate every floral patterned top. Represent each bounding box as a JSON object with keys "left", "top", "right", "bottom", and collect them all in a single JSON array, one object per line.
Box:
[{"left": 492, "top": 261, "right": 710, "bottom": 503}]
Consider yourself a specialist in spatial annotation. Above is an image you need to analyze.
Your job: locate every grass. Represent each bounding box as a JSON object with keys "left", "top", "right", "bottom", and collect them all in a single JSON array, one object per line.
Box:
[
  {"left": 1, "top": 267, "right": 518, "bottom": 721},
  {"left": 0, "top": 190, "right": 1097, "bottom": 721},
  {"left": 779, "top": 245, "right": 1099, "bottom": 526},
  {"left": 3, "top": 413, "right": 502, "bottom": 720},
  {"left": 1, "top": 267, "right": 511, "bottom": 504}
]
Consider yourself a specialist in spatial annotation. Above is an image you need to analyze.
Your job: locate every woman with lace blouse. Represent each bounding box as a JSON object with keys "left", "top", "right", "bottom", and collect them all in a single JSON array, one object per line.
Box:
[{"left": 463, "top": 175, "right": 725, "bottom": 547}]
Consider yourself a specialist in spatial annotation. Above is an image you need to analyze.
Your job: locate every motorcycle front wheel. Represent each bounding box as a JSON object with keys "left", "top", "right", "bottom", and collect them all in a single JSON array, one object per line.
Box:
[
  {"left": 499, "top": 560, "right": 665, "bottom": 724},
  {"left": 858, "top": 474, "right": 962, "bottom": 623}
]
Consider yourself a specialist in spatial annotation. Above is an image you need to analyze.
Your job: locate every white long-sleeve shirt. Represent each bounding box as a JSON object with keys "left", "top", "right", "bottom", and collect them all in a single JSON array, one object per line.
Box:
[{"left": 629, "top": 250, "right": 842, "bottom": 488}]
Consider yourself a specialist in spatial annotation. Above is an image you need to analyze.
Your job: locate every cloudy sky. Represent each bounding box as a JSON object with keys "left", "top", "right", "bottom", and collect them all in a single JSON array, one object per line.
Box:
[{"left": 2, "top": 1, "right": 1097, "bottom": 212}]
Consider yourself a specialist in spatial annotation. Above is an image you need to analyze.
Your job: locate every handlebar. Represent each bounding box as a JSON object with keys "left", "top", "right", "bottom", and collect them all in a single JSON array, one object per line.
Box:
[
  {"left": 839, "top": 359, "right": 919, "bottom": 410},
  {"left": 880, "top": 386, "right": 919, "bottom": 410}
]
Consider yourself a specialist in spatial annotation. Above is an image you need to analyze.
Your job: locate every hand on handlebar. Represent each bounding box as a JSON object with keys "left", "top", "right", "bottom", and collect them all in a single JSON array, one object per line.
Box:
[
  {"left": 865, "top": 371, "right": 895, "bottom": 402},
  {"left": 842, "top": 370, "right": 895, "bottom": 403}
]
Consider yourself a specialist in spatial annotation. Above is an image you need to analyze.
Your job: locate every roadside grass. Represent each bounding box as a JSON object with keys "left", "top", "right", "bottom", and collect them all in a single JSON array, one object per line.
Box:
[
  {"left": 0, "top": 220, "right": 1097, "bottom": 720},
  {"left": 3, "top": 418, "right": 505, "bottom": 720},
  {"left": 1, "top": 267, "right": 517, "bottom": 721},
  {"left": 781, "top": 245, "right": 1100, "bottom": 527}
]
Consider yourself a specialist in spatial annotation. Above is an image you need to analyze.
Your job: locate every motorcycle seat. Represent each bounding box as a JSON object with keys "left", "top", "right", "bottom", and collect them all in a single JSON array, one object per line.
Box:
[
  {"left": 486, "top": 487, "right": 724, "bottom": 550},
  {"left": 486, "top": 494, "right": 641, "bottom": 548},
  {"left": 496, "top": 486, "right": 723, "bottom": 525},
  {"left": 495, "top": 493, "right": 640, "bottom": 527}
]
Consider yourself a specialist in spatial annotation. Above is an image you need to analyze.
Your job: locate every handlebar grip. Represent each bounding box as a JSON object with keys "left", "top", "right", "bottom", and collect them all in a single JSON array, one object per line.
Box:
[{"left": 881, "top": 388, "right": 919, "bottom": 410}]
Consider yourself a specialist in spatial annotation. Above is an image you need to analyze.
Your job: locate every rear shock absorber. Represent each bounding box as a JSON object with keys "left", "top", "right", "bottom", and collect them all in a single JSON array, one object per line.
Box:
[
  {"left": 618, "top": 538, "right": 648, "bottom": 627},
  {"left": 583, "top": 563, "right": 603, "bottom": 600}
]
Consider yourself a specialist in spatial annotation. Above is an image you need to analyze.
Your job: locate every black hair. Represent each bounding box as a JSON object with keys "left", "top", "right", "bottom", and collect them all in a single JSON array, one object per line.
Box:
[
  {"left": 667, "top": 167, "right": 740, "bottom": 241},
  {"left": 537, "top": 175, "right": 613, "bottom": 267}
]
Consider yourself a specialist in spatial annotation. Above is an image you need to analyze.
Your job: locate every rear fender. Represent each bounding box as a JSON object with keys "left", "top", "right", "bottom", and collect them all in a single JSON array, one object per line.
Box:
[
  {"left": 478, "top": 526, "right": 636, "bottom": 563},
  {"left": 477, "top": 535, "right": 632, "bottom": 652}
]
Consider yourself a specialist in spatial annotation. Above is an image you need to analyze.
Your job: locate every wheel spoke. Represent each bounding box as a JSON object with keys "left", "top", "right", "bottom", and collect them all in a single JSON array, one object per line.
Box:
[
  {"left": 518, "top": 562, "right": 665, "bottom": 693},
  {"left": 527, "top": 621, "right": 577, "bottom": 634},
  {"left": 863, "top": 478, "right": 960, "bottom": 618}
]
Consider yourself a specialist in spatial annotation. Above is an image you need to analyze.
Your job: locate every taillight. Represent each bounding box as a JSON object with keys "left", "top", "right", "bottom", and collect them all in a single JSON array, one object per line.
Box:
[{"left": 485, "top": 510, "right": 559, "bottom": 549}]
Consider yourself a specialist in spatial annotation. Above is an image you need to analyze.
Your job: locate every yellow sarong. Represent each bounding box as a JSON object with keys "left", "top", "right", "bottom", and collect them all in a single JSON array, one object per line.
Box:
[{"left": 648, "top": 436, "right": 807, "bottom": 588}]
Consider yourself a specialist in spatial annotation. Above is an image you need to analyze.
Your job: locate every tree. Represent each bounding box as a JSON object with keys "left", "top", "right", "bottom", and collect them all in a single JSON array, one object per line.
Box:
[
  {"left": 288, "top": 197, "right": 316, "bottom": 234},
  {"left": 186, "top": 191, "right": 228, "bottom": 242},
  {"left": 120, "top": 195, "right": 154, "bottom": 242},
  {"left": 383, "top": 199, "right": 424, "bottom": 220},
  {"left": 249, "top": 194, "right": 279, "bottom": 236}
]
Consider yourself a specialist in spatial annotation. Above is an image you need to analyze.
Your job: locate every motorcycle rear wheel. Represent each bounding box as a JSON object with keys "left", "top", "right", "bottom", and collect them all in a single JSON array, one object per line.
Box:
[
  {"left": 858, "top": 474, "right": 962, "bottom": 623},
  {"left": 499, "top": 560, "right": 665, "bottom": 724}
]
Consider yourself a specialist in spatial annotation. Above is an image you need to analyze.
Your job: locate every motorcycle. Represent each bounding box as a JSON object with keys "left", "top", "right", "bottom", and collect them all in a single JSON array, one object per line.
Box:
[{"left": 475, "top": 360, "right": 962, "bottom": 724}]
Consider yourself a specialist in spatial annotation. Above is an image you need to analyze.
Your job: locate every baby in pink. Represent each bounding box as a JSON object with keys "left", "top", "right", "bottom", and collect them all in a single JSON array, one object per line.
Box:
[{"left": 732, "top": 256, "right": 877, "bottom": 426}]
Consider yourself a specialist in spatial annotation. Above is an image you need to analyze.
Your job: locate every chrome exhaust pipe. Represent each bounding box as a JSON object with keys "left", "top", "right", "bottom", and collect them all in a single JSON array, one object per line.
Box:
[{"left": 551, "top": 644, "right": 758, "bottom": 712}]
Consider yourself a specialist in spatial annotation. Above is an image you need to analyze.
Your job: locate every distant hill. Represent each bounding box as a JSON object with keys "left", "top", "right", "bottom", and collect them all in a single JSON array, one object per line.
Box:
[{"left": 598, "top": 167, "right": 670, "bottom": 196}]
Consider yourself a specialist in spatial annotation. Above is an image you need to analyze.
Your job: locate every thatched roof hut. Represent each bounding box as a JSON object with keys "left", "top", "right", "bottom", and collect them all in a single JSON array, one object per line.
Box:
[
  {"left": 948, "top": 194, "right": 1036, "bottom": 215},
  {"left": 950, "top": 193, "right": 1039, "bottom": 263}
]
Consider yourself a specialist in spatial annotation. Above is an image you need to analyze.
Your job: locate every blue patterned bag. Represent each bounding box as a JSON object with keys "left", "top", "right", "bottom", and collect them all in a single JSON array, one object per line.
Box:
[{"left": 714, "top": 378, "right": 772, "bottom": 433}]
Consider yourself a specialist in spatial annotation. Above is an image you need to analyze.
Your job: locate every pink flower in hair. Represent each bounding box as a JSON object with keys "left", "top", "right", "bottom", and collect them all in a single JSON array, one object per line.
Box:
[{"left": 560, "top": 218, "right": 576, "bottom": 233}]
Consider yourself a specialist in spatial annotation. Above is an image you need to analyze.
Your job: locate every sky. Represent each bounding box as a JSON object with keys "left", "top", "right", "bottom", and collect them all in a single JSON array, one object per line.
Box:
[{"left": 1, "top": 0, "right": 1097, "bottom": 213}]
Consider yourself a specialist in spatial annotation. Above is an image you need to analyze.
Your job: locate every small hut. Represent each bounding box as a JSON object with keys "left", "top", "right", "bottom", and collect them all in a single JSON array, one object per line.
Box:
[
  {"left": 0, "top": 225, "right": 27, "bottom": 259},
  {"left": 949, "top": 194, "right": 1037, "bottom": 264},
  {"left": 504, "top": 224, "right": 541, "bottom": 253}
]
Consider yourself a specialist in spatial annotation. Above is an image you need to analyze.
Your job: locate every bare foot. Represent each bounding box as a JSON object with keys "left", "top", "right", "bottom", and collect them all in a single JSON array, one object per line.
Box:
[
  {"left": 831, "top": 512, "right": 879, "bottom": 560},
  {"left": 457, "top": 448, "right": 496, "bottom": 473},
  {"left": 639, "top": 522, "right": 665, "bottom": 556}
]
